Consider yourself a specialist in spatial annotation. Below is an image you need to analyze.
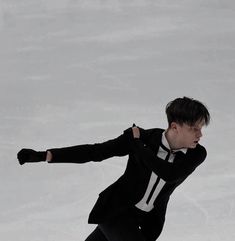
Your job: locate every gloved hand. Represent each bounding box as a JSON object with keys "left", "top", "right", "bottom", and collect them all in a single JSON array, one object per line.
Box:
[{"left": 17, "top": 149, "right": 47, "bottom": 165}]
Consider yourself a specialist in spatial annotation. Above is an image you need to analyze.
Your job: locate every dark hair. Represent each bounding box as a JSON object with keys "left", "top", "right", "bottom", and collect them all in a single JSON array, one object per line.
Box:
[{"left": 165, "top": 97, "right": 210, "bottom": 126}]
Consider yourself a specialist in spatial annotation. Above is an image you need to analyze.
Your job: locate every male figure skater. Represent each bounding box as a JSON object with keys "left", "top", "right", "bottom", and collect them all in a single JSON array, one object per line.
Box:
[{"left": 17, "top": 97, "right": 210, "bottom": 241}]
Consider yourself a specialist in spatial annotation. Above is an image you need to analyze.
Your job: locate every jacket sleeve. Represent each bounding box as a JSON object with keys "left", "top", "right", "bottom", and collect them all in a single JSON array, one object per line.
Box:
[
  {"left": 47, "top": 129, "right": 133, "bottom": 164},
  {"left": 131, "top": 139, "right": 207, "bottom": 183}
]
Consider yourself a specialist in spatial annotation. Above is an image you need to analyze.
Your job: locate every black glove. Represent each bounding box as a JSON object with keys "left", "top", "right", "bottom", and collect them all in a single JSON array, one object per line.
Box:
[{"left": 17, "top": 149, "right": 47, "bottom": 165}]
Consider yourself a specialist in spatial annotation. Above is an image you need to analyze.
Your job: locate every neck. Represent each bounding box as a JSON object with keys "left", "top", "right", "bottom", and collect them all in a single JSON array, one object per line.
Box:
[{"left": 165, "top": 128, "right": 181, "bottom": 150}]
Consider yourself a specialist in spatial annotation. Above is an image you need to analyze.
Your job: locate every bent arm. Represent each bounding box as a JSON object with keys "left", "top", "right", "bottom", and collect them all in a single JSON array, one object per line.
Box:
[{"left": 131, "top": 139, "right": 206, "bottom": 183}]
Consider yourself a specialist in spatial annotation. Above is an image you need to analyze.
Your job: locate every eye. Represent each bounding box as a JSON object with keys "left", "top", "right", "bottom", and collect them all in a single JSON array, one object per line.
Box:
[{"left": 189, "top": 126, "right": 199, "bottom": 132}]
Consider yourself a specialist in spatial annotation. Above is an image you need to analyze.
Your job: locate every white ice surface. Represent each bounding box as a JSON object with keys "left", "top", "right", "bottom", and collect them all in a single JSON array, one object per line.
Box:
[{"left": 0, "top": 0, "right": 235, "bottom": 240}]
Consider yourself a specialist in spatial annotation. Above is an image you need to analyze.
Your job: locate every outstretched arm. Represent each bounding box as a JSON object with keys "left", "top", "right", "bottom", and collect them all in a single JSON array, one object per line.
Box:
[
  {"left": 47, "top": 133, "right": 131, "bottom": 164},
  {"left": 17, "top": 127, "right": 135, "bottom": 165}
]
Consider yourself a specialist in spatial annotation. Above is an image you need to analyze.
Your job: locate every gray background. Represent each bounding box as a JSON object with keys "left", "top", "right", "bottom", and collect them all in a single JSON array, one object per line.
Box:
[{"left": 0, "top": 0, "right": 234, "bottom": 240}]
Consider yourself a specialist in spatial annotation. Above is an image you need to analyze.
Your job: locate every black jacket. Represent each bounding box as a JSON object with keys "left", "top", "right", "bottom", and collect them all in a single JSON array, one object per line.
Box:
[{"left": 48, "top": 127, "right": 207, "bottom": 225}]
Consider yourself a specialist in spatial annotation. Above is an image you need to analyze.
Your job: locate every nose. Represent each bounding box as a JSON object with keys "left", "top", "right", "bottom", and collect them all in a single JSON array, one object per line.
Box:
[{"left": 198, "top": 129, "right": 203, "bottom": 138}]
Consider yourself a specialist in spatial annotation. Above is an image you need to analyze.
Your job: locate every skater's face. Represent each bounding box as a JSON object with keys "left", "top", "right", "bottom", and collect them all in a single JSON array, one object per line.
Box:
[{"left": 172, "top": 120, "right": 204, "bottom": 149}]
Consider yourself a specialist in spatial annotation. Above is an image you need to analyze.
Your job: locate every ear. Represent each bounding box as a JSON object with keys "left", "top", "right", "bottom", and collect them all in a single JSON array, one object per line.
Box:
[{"left": 170, "top": 122, "right": 178, "bottom": 131}]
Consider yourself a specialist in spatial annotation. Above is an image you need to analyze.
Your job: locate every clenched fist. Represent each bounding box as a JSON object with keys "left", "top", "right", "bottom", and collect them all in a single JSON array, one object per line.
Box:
[{"left": 17, "top": 149, "right": 47, "bottom": 165}]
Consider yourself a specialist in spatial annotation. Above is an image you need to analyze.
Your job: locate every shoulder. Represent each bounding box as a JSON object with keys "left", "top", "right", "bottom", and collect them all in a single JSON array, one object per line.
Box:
[
  {"left": 139, "top": 127, "right": 164, "bottom": 137},
  {"left": 139, "top": 127, "right": 164, "bottom": 145},
  {"left": 187, "top": 144, "right": 207, "bottom": 164},
  {"left": 123, "top": 125, "right": 164, "bottom": 144}
]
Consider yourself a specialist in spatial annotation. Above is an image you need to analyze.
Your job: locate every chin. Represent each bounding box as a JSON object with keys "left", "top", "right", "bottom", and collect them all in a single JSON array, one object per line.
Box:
[{"left": 189, "top": 143, "right": 198, "bottom": 149}]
